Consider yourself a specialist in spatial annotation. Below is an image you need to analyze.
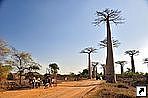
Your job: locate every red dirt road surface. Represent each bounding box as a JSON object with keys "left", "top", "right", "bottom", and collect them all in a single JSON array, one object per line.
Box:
[{"left": 0, "top": 80, "right": 105, "bottom": 98}]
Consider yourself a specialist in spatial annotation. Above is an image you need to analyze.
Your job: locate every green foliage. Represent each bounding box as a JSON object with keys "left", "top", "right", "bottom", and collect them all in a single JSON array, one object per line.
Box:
[
  {"left": 49, "top": 63, "right": 59, "bottom": 74},
  {"left": 29, "top": 65, "right": 40, "bottom": 71},
  {"left": 7, "top": 73, "right": 14, "bottom": 80},
  {"left": 0, "top": 39, "right": 11, "bottom": 58},
  {"left": 69, "top": 72, "right": 76, "bottom": 77},
  {"left": 145, "top": 73, "right": 148, "bottom": 76},
  {"left": 123, "top": 68, "right": 144, "bottom": 76},
  {"left": 0, "top": 64, "right": 12, "bottom": 80},
  {"left": 123, "top": 68, "right": 135, "bottom": 76},
  {"left": 0, "top": 38, "right": 42, "bottom": 85},
  {"left": 10, "top": 50, "right": 41, "bottom": 85},
  {"left": 80, "top": 69, "right": 88, "bottom": 78},
  {"left": 25, "top": 72, "right": 42, "bottom": 79},
  {"left": 0, "top": 39, "right": 13, "bottom": 80},
  {"left": 11, "top": 50, "right": 41, "bottom": 73}
]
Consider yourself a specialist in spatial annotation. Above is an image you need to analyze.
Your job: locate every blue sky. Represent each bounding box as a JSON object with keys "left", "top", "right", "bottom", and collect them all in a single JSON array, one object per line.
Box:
[{"left": 0, "top": 0, "right": 148, "bottom": 74}]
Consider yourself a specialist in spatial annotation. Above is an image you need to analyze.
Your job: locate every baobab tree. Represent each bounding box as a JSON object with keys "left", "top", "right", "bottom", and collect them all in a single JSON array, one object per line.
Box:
[
  {"left": 100, "top": 64, "right": 106, "bottom": 76},
  {"left": 92, "top": 62, "right": 99, "bottom": 79},
  {"left": 143, "top": 58, "right": 148, "bottom": 68},
  {"left": 115, "top": 61, "right": 127, "bottom": 74},
  {"left": 99, "top": 37, "right": 120, "bottom": 48},
  {"left": 125, "top": 50, "right": 139, "bottom": 73},
  {"left": 143, "top": 58, "right": 148, "bottom": 81},
  {"left": 80, "top": 47, "right": 97, "bottom": 79},
  {"left": 93, "top": 8, "right": 124, "bottom": 83}
]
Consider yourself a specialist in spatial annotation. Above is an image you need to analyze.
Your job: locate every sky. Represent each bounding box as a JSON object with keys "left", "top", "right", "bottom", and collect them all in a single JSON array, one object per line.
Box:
[{"left": 0, "top": 0, "right": 148, "bottom": 74}]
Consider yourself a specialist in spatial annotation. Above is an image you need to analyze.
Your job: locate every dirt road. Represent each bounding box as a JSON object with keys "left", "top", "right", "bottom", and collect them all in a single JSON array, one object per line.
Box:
[{"left": 0, "top": 80, "right": 105, "bottom": 98}]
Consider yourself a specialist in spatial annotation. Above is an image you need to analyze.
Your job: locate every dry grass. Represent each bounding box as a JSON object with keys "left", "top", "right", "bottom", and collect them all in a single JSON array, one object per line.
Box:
[{"left": 84, "top": 83, "right": 136, "bottom": 98}]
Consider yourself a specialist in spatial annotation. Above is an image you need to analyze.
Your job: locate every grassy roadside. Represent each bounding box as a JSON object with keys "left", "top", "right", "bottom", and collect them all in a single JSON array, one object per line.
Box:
[{"left": 84, "top": 83, "right": 136, "bottom": 98}]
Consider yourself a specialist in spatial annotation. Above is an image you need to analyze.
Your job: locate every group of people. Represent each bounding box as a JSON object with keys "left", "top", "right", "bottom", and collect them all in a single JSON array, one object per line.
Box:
[
  {"left": 30, "top": 75, "right": 57, "bottom": 89},
  {"left": 32, "top": 77, "right": 41, "bottom": 88},
  {"left": 43, "top": 76, "right": 56, "bottom": 88}
]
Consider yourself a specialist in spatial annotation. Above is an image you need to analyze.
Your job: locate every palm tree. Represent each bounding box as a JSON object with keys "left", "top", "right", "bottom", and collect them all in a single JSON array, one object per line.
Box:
[
  {"left": 92, "top": 62, "right": 99, "bottom": 79},
  {"left": 115, "top": 61, "right": 127, "bottom": 74},
  {"left": 125, "top": 50, "right": 139, "bottom": 73},
  {"left": 80, "top": 47, "right": 97, "bottom": 79},
  {"left": 94, "top": 9, "right": 124, "bottom": 83},
  {"left": 49, "top": 63, "right": 59, "bottom": 82}
]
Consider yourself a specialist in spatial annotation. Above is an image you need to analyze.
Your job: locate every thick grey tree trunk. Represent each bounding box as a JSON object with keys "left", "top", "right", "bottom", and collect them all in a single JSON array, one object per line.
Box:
[
  {"left": 88, "top": 53, "right": 92, "bottom": 79},
  {"left": 92, "top": 65, "right": 97, "bottom": 79},
  {"left": 95, "top": 66, "right": 97, "bottom": 79},
  {"left": 103, "top": 66, "right": 105, "bottom": 76},
  {"left": 121, "top": 65, "right": 123, "bottom": 74},
  {"left": 131, "top": 56, "right": 135, "bottom": 73},
  {"left": 105, "top": 18, "right": 116, "bottom": 83}
]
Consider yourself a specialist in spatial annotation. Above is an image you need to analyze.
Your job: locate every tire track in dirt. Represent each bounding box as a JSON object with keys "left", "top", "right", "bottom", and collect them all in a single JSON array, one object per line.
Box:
[{"left": 0, "top": 80, "right": 105, "bottom": 98}]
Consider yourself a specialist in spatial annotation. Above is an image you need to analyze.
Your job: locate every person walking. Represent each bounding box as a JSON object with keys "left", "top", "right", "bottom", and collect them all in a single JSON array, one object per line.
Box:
[
  {"left": 36, "top": 77, "right": 41, "bottom": 88},
  {"left": 44, "top": 76, "right": 49, "bottom": 89},
  {"left": 32, "top": 77, "right": 36, "bottom": 88}
]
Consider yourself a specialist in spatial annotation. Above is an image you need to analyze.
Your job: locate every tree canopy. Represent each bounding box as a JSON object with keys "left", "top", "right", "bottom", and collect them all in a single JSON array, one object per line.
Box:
[
  {"left": 80, "top": 47, "right": 97, "bottom": 54},
  {"left": 125, "top": 50, "right": 139, "bottom": 57},
  {"left": 99, "top": 37, "right": 120, "bottom": 48},
  {"left": 49, "top": 63, "right": 59, "bottom": 74}
]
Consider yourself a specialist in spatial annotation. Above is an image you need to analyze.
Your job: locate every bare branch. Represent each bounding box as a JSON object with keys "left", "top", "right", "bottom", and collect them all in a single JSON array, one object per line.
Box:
[
  {"left": 93, "top": 8, "right": 124, "bottom": 26},
  {"left": 115, "top": 61, "right": 127, "bottom": 66},
  {"left": 125, "top": 50, "right": 140, "bottom": 56},
  {"left": 92, "top": 62, "right": 99, "bottom": 66},
  {"left": 143, "top": 58, "right": 148, "bottom": 64},
  {"left": 99, "top": 37, "right": 120, "bottom": 48},
  {"left": 80, "top": 47, "right": 98, "bottom": 54}
]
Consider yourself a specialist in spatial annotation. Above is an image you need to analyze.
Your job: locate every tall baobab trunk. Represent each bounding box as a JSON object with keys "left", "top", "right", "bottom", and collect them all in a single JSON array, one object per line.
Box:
[
  {"left": 103, "top": 67, "right": 105, "bottom": 76},
  {"left": 88, "top": 53, "right": 92, "bottom": 79},
  {"left": 105, "top": 17, "right": 116, "bottom": 83},
  {"left": 80, "top": 47, "right": 97, "bottom": 79},
  {"left": 95, "top": 66, "right": 97, "bottom": 79},
  {"left": 92, "top": 65, "right": 96, "bottom": 79},
  {"left": 121, "top": 65, "right": 123, "bottom": 74},
  {"left": 131, "top": 55, "right": 135, "bottom": 73}
]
